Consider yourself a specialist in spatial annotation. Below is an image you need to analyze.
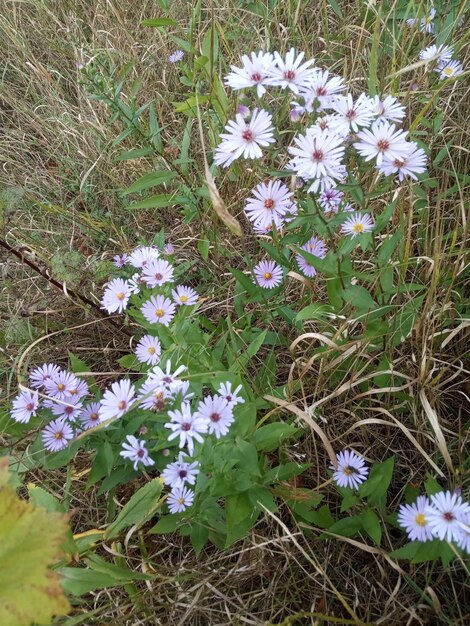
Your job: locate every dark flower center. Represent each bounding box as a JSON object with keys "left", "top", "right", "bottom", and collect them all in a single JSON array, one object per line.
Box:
[
  {"left": 26, "top": 402, "right": 34, "bottom": 411},
  {"left": 179, "top": 470, "right": 188, "bottom": 478},
  {"left": 345, "top": 109, "right": 356, "bottom": 120},
  {"left": 210, "top": 412, "right": 221, "bottom": 422},
  {"left": 443, "top": 511, "right": 455, "bottom": 522},
  {"left": 117, "top": 400, "right": 127, "bottom": 410},
  {"left": 155, "top": 273, "right": 163, "bottom": 280},
  {"left": 137, "top": 449, "right": 145, "bottom": 458},
  {"left": 182, "top": 422, "right": 191, "bottom": 431},
  {"left": 377, "top": 139, "right": 390, "bottom": 151},
  {"left": 242, "top": 128, "right": 253, "bottom": 141},
  {"left": 264, "top": 198, "right": 274, "bottom": 209},
  {"left": 343, "top": 465, "right": 359, "bottom": 476},
  {"left": 316, "top": 86, "right": 327, "bottom": 96},
  {"left": 251, "top": 72, "right": 262, "bottom": 82},
  {"left": 284, "top": 69, "right": 296, "bottom": 81},
  {"left": 312, "top": 150, "right": 324, "bottom": 161},
  {"left": 64, "top": 406, "right": 74, "bottom": 415}
]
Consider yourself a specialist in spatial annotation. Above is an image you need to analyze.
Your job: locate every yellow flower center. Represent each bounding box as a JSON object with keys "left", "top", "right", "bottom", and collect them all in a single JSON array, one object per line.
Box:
[
  {"left": 443, "top": 67, "right": 454, "bottom": 76},
  {"left": 57, "top": 383, "right": 65, "bottom": 391},
  {"left": 90, "top": 412, "right": 98, "bottom": 421},
  {"left": 353, "top": 223, "right": 365, "bottom": 233},
  {"left": 178, "top": 497, "right": 185, "bottom": 505},
  {"left": 148, "top": 346, "right": 156, "bottom": 355},
  {"left": 155, "top": 308, "right": 164, "bottom": 317},
  {"left": 180, "top": 295, "right": 188, "bottom": 302},
  {"left": 117, "top": 400, "right": 127, "bottom": 410},
  {"left": 116, "top": 292, "right": 125, "bottom": 301},
  {"left": 54, "top": 431, "right": 63, "bottom": 440},
  {"left": 263, "top": 272, "right": 272, "bottom": 280},
  {"left": 415, "top": 513, "right": 426, "bottom": 527}
]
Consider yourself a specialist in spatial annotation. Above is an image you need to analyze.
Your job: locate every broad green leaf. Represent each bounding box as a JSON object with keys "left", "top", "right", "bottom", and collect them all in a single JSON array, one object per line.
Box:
[
  {"left": 123, "top": 171, "right": 177, "bottom": 194},
  {"left": 295, "top": 303, "right": 333, "bottom": 322},
  {"left": 389, "top": 541, "right": 422, "bottom": 560},
  {"left": 328, "top": 515, "right": 363, "bottom": 537},
  {"left": 115, "top": 147, "right": 153, "bottom": 161},
  {"left": 0, "top": 458, "right": 70, "bottom": 625},
  {"left": 141, "top": 18, "right": 177, "bottom": 27},
  {"left": 359, "top": 456, "right": 395, "bottom": 506},
  {"left": 190, "top": 523, "right": 209, "bottom": 555},
  {"left": 424, "top": 475, "right": 442, "bottom": 497},
  {"left": 225, "top": 491, "right": 258, "bottom": 546},
  {"left": 105, "top": 479, "right": 164, "bottom": 539},
  {"left": 360, "top": 508, "right": 382, "bottom": 545},
  {"left": 252, "top": 422, "right": 299, "bottom": 452},
  {"left": 149, "top": 514, "right": 183, "bottom": 534},
  {"left": 126, "top": 193, "right": 191, "bottom": 210},
  {"left": 238, "top": 329, "right": 268, "bottom": 367}
]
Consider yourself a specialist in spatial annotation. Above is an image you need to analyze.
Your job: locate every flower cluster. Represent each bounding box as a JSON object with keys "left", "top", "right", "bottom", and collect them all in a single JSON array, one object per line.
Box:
[{"left": 398, "top": 490, "right": 470, "bottom": 554}]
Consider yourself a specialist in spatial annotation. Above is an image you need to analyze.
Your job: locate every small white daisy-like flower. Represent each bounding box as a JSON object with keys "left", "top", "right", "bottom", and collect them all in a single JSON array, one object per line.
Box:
[
  {"left": 80, "top": 402, "right": 101, "bottom": 429},
  {"left": 165, "top": 403, "right": 208, "bottom": 455},
  {"left": 419, "top": 44, "right": 454, "bottom": 65},
  {"left": 296, "top": 235, "right": 328, "bottom": 278},
  {"left": 161, "top": 452, "right": 200, "bottom": 489},
  {"left": 98, "top": 379, "right": 136, "bottom": 422},
  {"left": 141, "top": 258, "right": 174, "bottom": 288},
  {"left": 101, "top": 278, "right": 132, "bottom": 314},
  {"left": 244, "top": 180, "right": 297, "bottom": 231},
  {"left": 425, "top": 491, "right": 470, "bottom": 542},
  {"left": 253, "top": 259, "right": 283, "bottom": 289},
  {"left": 128, "top": 272, "right": 143, "bottom": 295},
  {"left": 172, "top": 285, "right": 198, "bottom": 306},
  {"left": 298, "top": 70, "right": 346, "bottom": 111},
  {"left": 11, "top": 389, "right": 40, "bottom": 424},
  {"left": 341, "top": 212, "right": 374, "bottom": 238},
  {"left": 50, "top": 395, "right": 84, "bottom": 421},
  {"left": 113, "top": 253, "right": 128, "bottom": 268},
  {"left": 371, "top": 95, "right": 406, "bottom": 122},
  {"left": 437, "top": 60, "right": 464, "bottom": 80},
  {"left": 398, "top": 495, "right": 434, "bottom": 542},
  {"left": 168, "top": 50, "right": 184, "bottom": 63},
  {"left": 217, "top": 382, "right": 245, "bottom": 408},
  {"left": 68, "top": 378, "right": 89, "bottom": 399},
  {"left": 214, "top": 108, "right": 275, "bottom": 168},
  {"left": 138, "top": 380, "right": 173, "bottom": 412},
  {"left": 120, "top": 435, "right": 155, "bottom": 471},
  {"left": 455, "top": 521, "right": 470, "bottom": 554},
  {"left": 420, "top": 8, "right": 436, "bottom": 33},
  {"left": 378, "top": 142, "right": 427, "bottom": 181},
  {"left": 225, "top": 51, "right": 276, "bottom": 97},
  {"left": 135, "top": 335, "right": 162, "bottom": 366},
  {"left": 331, "top": 450, "right": 369, "bottom": 489},
  {"left": 167, "top": 485, "right": 194, "bottom": 514},
  {"left": 141, "top": 295, "right": 176, "bottom": 326},
  {"left": 288, "top": 130, "right": 345, "bottom": 181},
  {"left": 44, "top": 370, "right": 79, "bottom": 400},
  {"left": 329, "top": 93, "right": 375, "bottom": 134},
  {"left": 318, "top": 187, "right": 344, "bottom": 213},
  {"left": 42, "top": 418, "right": 74, "bottom": 452},
  {"left": 29, "top": 363, "right": 61, "bottom": 388},
  {"left": 148, "top": 361, "right": 187, "bottom": 391},
  {"left": 128, "top": 246, "right": 160, "bottom": 269},
  {"left": 268, "top": 47, "right": 317, "bottom": 94},
  {"left": 354, "top": 119, "right": 409, "bottom": 166},
  {"left": 194, "top": 394, "right": 234, "bottom": 439}
]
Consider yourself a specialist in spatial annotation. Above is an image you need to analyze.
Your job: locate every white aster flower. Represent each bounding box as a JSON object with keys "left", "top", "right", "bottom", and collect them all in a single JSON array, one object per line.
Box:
[
  {"left": 167, "top": 485, "right": 194, "bottom": 514},
  {"left": 296, "top": 235, "right": 328, "bottom": 278},
  {"left": 98, "top": 379, "right": 136, "bottom": 422},
  {"left": 378, "top": 142, "right": 427, "bottom": 181},
  {"left": 371, "top": 95, "right": 406, "bottom": 122},
  {"left": 288, "top": 130, "right": 345, "bottom": 181},
  {"left": 168, "top": 50, "right": 184, "bottom": 63},
  {"left": 165, "top": 403, "right": 208, "bottom": 455},
  {"left": 217, "top": 382, "right": 245, "bottom": 408},
  {"left": 244, "top": 180, "right": 296, "bottom": 231},
  {"left": 128, "top": 272, "right": 143, "bottom": 295},
  {"left": 437, "top": 60, "right": 464, "bottom": 80},
  {"left": 268, "top": 47, "right": 317, "bottom": 94},
  {"left": 341, "top": 212, "right": 374, "bottom": 238},
  {"left": 11, "top": 389, "right": 40, "bottom": 423},
  {"left": 329, "top": 93, "right": 375, "bottom": 134},
  {"left": 138, "top": 379, "right": 173, "bottom": 411},
  {"left": 80, "top": 402, "right": 101, "bottom": 429},
  {"left": 172, "top": 285, "right": 198, "bottom": 306},
  {"left": 194, "top": 394, "right": 234, "bottom": 439},
  {"left": 420, "top": 8, "right": 436, "bottom": 33},
  {"left": 354, "top": 119, "right": 409, "bottom": 166},
  {"left": 419, "top": 44, "right": 454, "bottom": 65},
  {"left": 161, "top": 452, "right": 200, "bottom": 489},
  {"left": 298, "top": 70, "right": 346, "bottom": 111},
  {"left": 398, "top": 495, "right": 434, "bottom": 542},
  {"left": 141, "top": 295, "right": 176, "bottom": 326},
  {"left": 68, "top": 378, "right": 89, "bottom": 399},
  {"left": 214, "top": 108, "right": 275, "bottom": 167},
  {"left": 455, "top": 521, "right": 470, "bottom": 554},
  {"left": 135, "top": 335, "right": 162, "bottom": 366},
  {"left": 42, "top": 418, "right": 74, "bottom": 452},
  {"left": 29, "top": 363, "right": 61, "bottom": 388},
  {"left": 253, "top": 259, "right": 283, "bottom": 288},
  {"left": 331, "top": 450, "right": 369, "bottom": 489},
  {"left": 225, "top": 51, "right": 276, "bottom": 97},
  {"left": 120, "top": 435, "right": 155, "bottom": 471},
  {"left": 141, "top": 258, "right": 174, "bottom": 288},
  {"left": 44, "top": 370, "right": 79, "bottom": 400},
  {"left": 148, "top": 361, "right": 187, "bottom": 391},
  {"left": 128, "top": 246, "right": 160, "bottom": 268},
  {"left": 101, "top": 278, "right": 132, "bottom": 314},
  {"left": 425, "top": 491, "right": 470, "bottom": 542}
]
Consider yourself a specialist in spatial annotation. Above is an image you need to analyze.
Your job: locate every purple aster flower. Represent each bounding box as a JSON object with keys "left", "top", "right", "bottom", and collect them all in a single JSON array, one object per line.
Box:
[
  {"left": 253, "top": 259, "right": 283, "bottom": 288},
  {"left": 42, "top": 418, "right": 74, "bottom": 452},
  {"left": 194, "top": 394, "right": 234, "bottom": 439},
  {"left": 331, "top": 450, "right": 369, "bottom": 489},
  {"left": 44, "top": 371, "right": 79, "bottom": 400},
  {"left": 161, "top": 451, "right": 200, "bottom": 489},
  {"left": 29, "top": 363, "right": 61, "bottom": 388},
  {"left": 167, "top": 485, "right": 194, "bottom": 513},
  {"left": 168, "top": 50, "right": 184, "bottom": 63},
  {"left": 217, "top": 382, "right": 245, "bottom": 408},
  {"left": 141, "top": 258, "right": 174, "bottom": 288},
  {"left": 398, "top": 495, "right": 434, "bottom": 542},
  {"left": 11, "top": 389, "right": 40, "bottom": 423},
  {"left": 113, "top": 253, "right": 128, "bottom": 268},
  {"left": 50, "top": 395, "right": 84, "bottom": 421},
  {"left": 98, "top": 379, "right": 136, "bottom": 422},
  {"left": 120, "top": 435, "right": 155, "bottom": 471},
  {"left": 296, "top": 235, "right": 327, "bottom": 277},
  {"left": 80, "top": 402, "right": 101, "bottom": 429},
  {"left": 172, "top": 285, "right": 198, "bottom": 306},
  {"left": 141, "top": 295, "right": 176, "bottom": 326},
  {"left": 101, "top": 278, "right": 132, "bottom": 314},
  {"left": 135, "top": 335, "right": 162, "bottom": 366},
  {"left": 164, "top": 403, "right": 208, "bottom": 455}
]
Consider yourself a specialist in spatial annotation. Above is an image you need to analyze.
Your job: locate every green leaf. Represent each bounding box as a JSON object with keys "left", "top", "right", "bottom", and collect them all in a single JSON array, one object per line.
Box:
[
  {"left": 360, "top": 508, "right": 382, "bottom": 545},
  {"left": 126, "top": 193, "right": 191, "bottom": 210},
  {"left": 149, "top": 514, "right": 183, "bottom": 534},
  {"left": 118, "top": 354, "right": 139, "bottom": 369},
  {"left": 295, "top": 303, "right": 333, "bottom": 322},
  {"left": 235, "top": 439, "right": 261, "bottom": 477},
  {"left": 264, "top": 462, "right": 309, "bottom": 484},
  {"left": 359, "top": 456, "right": 395, "bottom": 506},
  {"left": 389, "top": 541, "right": 422, "bottom": 560},
  {"left": 424, "top": 475, "right": 442, "bottom": 497},
  {"left": 105, "top": 479, "right": 164, "bottom": 539},
  {"left": 141, "top": 18, "right": 178, "bottom": 27},
  {"left": 327, "top": 0, "right": 343, "bottom": 18},
  {"left": 225, "top": 491, "right": 258, "bottom": 546},
  {"left": 190, "top": 523, "right": 209, "bottom": 555},
  {"left": 0, "top": 458, "right": 70, "bottom": 624},
  {"left": 123, "top": 171, "right": 177, "bottom": 194},
  {"left": 115, "top": 147, "right": 153, "bottom": 161},
  {"left": 328, "top": 515, "right": 363, "bottom": 537},
  {"left": 252, "top": 423, "right": 299, "bottom": 452},
  {"left": 238, "top": 329, "right": 268, "bottom": 367}
]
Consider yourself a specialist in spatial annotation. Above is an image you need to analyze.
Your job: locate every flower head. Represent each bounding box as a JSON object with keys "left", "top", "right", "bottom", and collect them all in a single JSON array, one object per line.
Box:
[
  {"left": 217, "top": 382, "right": 245, "bottom": 408},
  {"left": 419, "top": 44, "right": 454, "bottom": 65},
  {"left": 371, "top": 95, "right": 406, "bottom": 123},
  {"left": 29, "top": 363, "right": 61, "bottom": 388},
  {"left": 141, "top": 295, "right": 176, "bottom": 326},
  {"left": 378, "top": 142, "right": 427, "bottom": 181},
  {"left": 340, "top": 213, "right": 374, "bottom": 238},
  {"left": 194, "top": 394, "right": 234, "bottom": 439},
  {"left": 318, "top": 187, "right": 344, "bottom": 213},
  {"left": 80, "top": 402, "right": 101, "bottom": 429},
  {"left": 296, "top": 235, "right": 328, "bottom": 278},
  {"left": 138, "top": 379, "right": 173, "bottom": 412},
  {"left": 141, "top": 258, "right": 174, "bottom": 288},
  {"left": 128, "top": 246, "right": 160, "bottom": 269},
  {"left": 253, "top": 259, "right": 283, "bottom": 289},
  {"left": 101, "top": 278, "right": 132, "bottom": 314},
  {"left": 135, "top": 335, "right": 162, "bottom": 366},
  {"left": 164, "top": 403, "right": 208, "bottom": 455},
  {"left": 120, "top": 435, "right": 155, "bottom": 471},
  {"left": 42, "top": 418, "right": 74, "bottom": 452},
  {"left": 354, "top": 119, "right": 409, "bottom": 166},
  {"left": 98, "top": 379, "right": 135, "bottom": 422},
  {"left": 113, "top": 253, "right": 128, "bottom": 268},
  {"left": 329, "top": 93, "right": 375, "bottom": 134},
  {"left": 244, "top": 180, "right": 297, "bottom": 231},
  {"left": 225, "top": 51, "right": 276, "bottom": 98},
  {"left": 214, "top": 108, "right": 275, "bottom": 167},
  {"left": 167, "top": 485, "right": 194, "bottom": 514},
  {"left": 398, "top": 495, "right": 434, "bottom": 542},
  {"left": 50, "top": 395, "right": 84, "bottom": 421},
  {"left": 288, "top": 130, "right": 345, "bottom": 182},
  {"left": 161, "top": 452, "right": 200, "bottom": 489},
  {"left": 44, "top": 370, "right": 79, "bottom": 400},
  {"left": 268, "top": 47, "right": 317, "bottom": 94},
  {"left": 437, "top": 60, "right": 464, "bottom": 80},
  {"left": 298, "top": 69, "right": 346, "bottom": 111},
  {"left": 11, "top": 389, "right": 40, "bottom": 423},
  {"left": 331, "top": 450, "right": 369, "bottom": 489},
  {"left": 168, "top": 50, "right": 184, "bottom": 63},
  {"left": 425, "top": 491, "right": 470, "bottom": 542},
  {"left": 172, "top": 285, "right": 198, "bottom": 306}
]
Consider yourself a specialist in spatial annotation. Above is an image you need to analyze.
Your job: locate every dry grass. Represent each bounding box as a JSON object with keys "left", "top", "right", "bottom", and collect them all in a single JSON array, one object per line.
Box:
[{"left": 1, "top": 0, "right": 469, "bottom": 624}]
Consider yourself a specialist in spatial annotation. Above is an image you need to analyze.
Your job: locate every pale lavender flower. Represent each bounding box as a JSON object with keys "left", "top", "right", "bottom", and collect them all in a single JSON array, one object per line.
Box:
[
  {"left": 42, "top": 418, "right": 74, "bottom": 452},
  {"left": 298, "top": 70, "right": 346, "bottom": 111},
  {"left": 80, "top": 402, "right": 101, "bottom": 429},
  {"left": 329, "top": 93, "right": 375, "bottom": 134},
  {"left": 419, "top": 44, "right": 454, "bottom": 65},
  {"left": 167, "top": 485, "right": 194, "bottom": 513},
  {"left": 50, "top": 395, "right": 84, "bottom": 421},
  {"left": 371, "top": 95, "right": 406, "bottom": 122},
  {"left": 98, "top": 379, "right": 136, "bottom": 422},
  {"left": 341, "top": 213, "right": 374, "bottom": 238},
  {"left": 163, "top": 242, "right": 175, "bottom": 255},
  {"left": 331, "top": 450, "right": 369, "bottom": 489},
  {"left": 68, "top": 378, "right": 89, "bottom": 399},
  {"left": 148, "top": 361, "right": 187, "bottom": 391},
  {"left": 437, "top": 60, "right": 464, "bottom": 79},
  {"left": 244, "top": 180, "right": 297, "bottom": 232},
  {"left": 11, "top": 389, "right": 40, "bottom": 424},
  {"left": 253, "top": 259, "right": 283, "bottom": 288},
  {"left": 141, "top": 295, "right": 176, "bottom": 326},
  {"left": 113, "top": 253, "right": 128, "bottom": 268},
  {"left": 29, "top": 363, "right": 61, "bottom": 388},
  {"left": 425, "top": 491, "right": 470, "bottom": 542},
  {"left": 128, "top": 246, "right": 160, "bottom": 269},
  {"left": 138, "top": 379, "right": 173, "bottom": 411},
  {"left": 398, "top": 495, "right": 434, "bottom": 542},
  {"left": 225, "top": 51, "right": 276, "bottom": 97},
  {"left": 44, "top": 371, "right": 79, "bottom": 401},
  {"left": 217, "top": 382, "right": 244, "bottom": 408},
  {"left": 420, "top": 8, "right": 436, "bottom": 33},
  {"left": 455, "top": 521, "right": 470, "bottom": 554},
  {"left": 237, "top": 104, "right": 250, "bottom": 118},
  {"left": 141, "top": 258, "right": 174, "bottom": 288},
  {"left": 128, "top": 272, "right": 143, "bottom": 295},
  {"left": 165, "top": 403, "right": 208, "bottom": 454},
  {"left": 194, "top": 394, "right": 234, "bottom": 439},
  {"left": 172, "top": 285, "right": 198, "bottom": 306},
  {"left": 168, "top": 50, "right": 184, "bottom": 63},
  {"left": 101, "top": 278, "right": 132, "bottom": 314},
  {"left": 268, "top": 47, "right": 317, "bottom": 94},
  {"left": 135, "top": 335, "right": 162, "bottom": 366},
  {"left": 214, "top": 108, "right": 275, "bottom": 167},
  {"left": 161, "top": 452, "right": 200, "bottom": 489},
  {"left": 289, "top": 107, "right": 303, "bottom": 122},
  {"left": 296, "top": 236, "right": 327, "bottom": 278},
  {"left": 378, "top": 143, "right": 427, "bottom": 181},
  {"left": 120, "top": 435, "right": 155, "bottom": 471},
  {"left": 288, "top": 130, "right": 345, "bottom": 182},
  {"left": 354, "top": 119, "right": 409, "bottom": 166},
  {"left": 318, "top": 187, "right": 344, "bottom": 212}
]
